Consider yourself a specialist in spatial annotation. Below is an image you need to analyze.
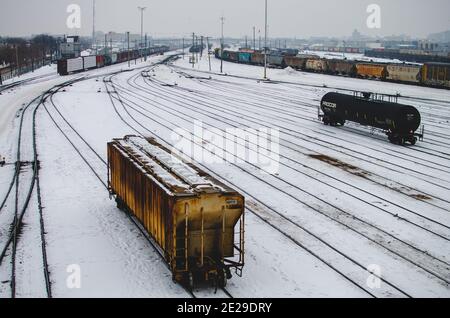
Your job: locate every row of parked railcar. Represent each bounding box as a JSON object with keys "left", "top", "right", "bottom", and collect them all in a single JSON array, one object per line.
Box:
[
  {"left": 215, "top": 49, "right": 450, "bottom": 89},
  {"left": 57, "top": 46, "right": 170, "bottom": 76}
]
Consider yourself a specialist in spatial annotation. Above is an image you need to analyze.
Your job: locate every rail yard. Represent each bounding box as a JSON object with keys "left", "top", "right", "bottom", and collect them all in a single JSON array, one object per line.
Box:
[{"left": 0, "top": 49, "right": 449, "bottom": 298}]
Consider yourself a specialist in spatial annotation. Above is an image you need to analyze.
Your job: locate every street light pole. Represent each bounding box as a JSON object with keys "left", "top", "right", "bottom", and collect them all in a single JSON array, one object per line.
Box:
[{"left": 264, "top": 0, "right": 268, "bottom": 80}]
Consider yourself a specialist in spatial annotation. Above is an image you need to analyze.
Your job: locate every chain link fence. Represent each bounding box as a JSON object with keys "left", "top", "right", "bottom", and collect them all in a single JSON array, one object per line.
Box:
[{"left": 0, "top": 58, "right": 53, "bottom": 85}]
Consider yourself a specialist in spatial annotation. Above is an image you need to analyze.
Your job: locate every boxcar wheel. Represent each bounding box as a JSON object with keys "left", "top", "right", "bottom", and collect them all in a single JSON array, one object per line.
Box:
[
  {"left": 116, "top": 197, "right": 125, "bottom": 211},
  {"left": 188, "top": 272, "right": 194, "bottom": 291},
  {"left": 218, "top": 269, "right": 227, "bottom": 288}
]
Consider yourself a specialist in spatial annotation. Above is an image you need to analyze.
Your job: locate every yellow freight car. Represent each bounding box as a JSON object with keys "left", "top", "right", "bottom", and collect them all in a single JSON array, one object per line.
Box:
[
  {"left": 107, "top": 136, "right": 245, "bottom": 289},
  {"left": 422, "top": 63, "right": 450, "bottom": 88},
  {"left": 356, "top": 63, "right": 387, "bottom": 79}
]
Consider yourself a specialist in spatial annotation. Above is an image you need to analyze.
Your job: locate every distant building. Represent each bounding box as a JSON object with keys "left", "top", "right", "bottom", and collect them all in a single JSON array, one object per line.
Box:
[
  {"left": 60, "top": 36, "right": 81, "bottom": 59},
  {"left": 418, "top": 40, "right": 440, "bottom": 52}
]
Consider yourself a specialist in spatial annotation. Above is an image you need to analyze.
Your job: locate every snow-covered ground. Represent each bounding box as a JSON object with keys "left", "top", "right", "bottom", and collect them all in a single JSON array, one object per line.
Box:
[{"left": 0, "top": 51, "right": 449, "bottom": 298}]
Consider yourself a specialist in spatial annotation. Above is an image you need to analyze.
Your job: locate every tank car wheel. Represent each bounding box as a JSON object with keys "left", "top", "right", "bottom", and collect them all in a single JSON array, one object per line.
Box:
[{"left": 411, "top": 137, "right": 417, "bottom": 146}]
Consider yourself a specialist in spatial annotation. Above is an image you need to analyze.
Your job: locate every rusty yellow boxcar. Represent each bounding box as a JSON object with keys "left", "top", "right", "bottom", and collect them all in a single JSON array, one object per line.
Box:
[
  {"left": 356, "top": 63, "right": 387, "bottom": 80},
  {"left": 107, "top": 136, "right": 245, "bottom": 289},
  {"left": 422, "top": 62, "right": 450, "bottom": 88}
]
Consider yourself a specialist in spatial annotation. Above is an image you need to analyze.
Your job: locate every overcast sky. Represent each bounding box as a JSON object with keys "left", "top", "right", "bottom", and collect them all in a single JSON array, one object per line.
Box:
[{"left": 1, "top": 0, "right": 449, "bottom": 38}]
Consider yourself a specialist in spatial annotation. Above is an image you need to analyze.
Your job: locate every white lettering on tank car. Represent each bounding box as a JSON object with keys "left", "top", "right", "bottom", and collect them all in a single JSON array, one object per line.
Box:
[{"left": 322, "top": 101, "right": 337, "bottom": 108}]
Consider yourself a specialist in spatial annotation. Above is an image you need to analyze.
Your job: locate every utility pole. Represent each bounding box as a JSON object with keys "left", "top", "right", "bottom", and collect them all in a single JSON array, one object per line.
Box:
[
  {"left": 192, "top": 32, "right": 195, "bottom": 68},
  {"left": 145, "top": 33, "right": 148, "bottom": 61},
  {"left": 182, "top": 38, "right": 185, "bottom": 59},
  {"left": 220, "top": 16, "right": 225, "bottom": 73},
  {"left": 134, "top": 40, "right": 137, "bottom": 64},
  {"left": 253, "top": 26, "right": 256, "bottom": 50},
  {"left": 104, "top": 34, "right": 107, "bottom": 56},
  {"left": 264, "top": 0, "right": 268, "bottom": 80},
  {"left": 259, "top": 30, "right": 261, "bottom": 51},
  {"left": 127, "top": 32, "right": 130, "bottom": 68},
  {"left": 92, "top": 0, "right": 96, "bottom": 46},
  {"left": 110, "top": 32, "right": 113, "bottom": 56},
  {"left": 138, "top": 7, "right": 146, "bottom": 62},
  {"left": 206, "top": 37, "right": 211, "bottom": 71},
  {"left": 16, "top": 45, "right": 19, "bottom": 77},
  {"left": 199, "top": 36, "right": 203, "bottom": 59}
]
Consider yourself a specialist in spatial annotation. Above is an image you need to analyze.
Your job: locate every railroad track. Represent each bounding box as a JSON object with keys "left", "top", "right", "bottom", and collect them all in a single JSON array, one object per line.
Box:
[
  {"left": 171, "top": 62, "right": 450, "bottom": 106},
  {"left": 0, "top": 73, "right": 110, "bottom": 298},
  {"left": 170, "top": 63, "right": 450, "bottom": 148},
  {"left": 172, "top": 67, "right": 450, "bottom": 157},
  {"left": 129, "top": 70, "right": 450, "bottom": 233},
  {"left": 33, "top": 67, "right": 231, "bottom": 298},
  {"left": 25, "top": 60, "right": 446, "bottom": 297},
  {"left": 0, "top": 87, "right": 57, "bottom": 298},
  {"left": 107, "top": 67, "right": 450, "bottom": 290},
  {"left": 0, "top": 73, "right": 59, "bottom": 94},
  {"left": 103, "top": 69, "right": 425, "bottom": 297},
  {"left": 167, "top": 66, "right": 450, "bottom": 176},
  {"left": 151, "top": 67, "right": 450, "bottom": 187}
]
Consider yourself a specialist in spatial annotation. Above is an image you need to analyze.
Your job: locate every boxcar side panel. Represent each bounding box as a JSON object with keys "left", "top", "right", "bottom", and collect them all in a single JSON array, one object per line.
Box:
[
  {"left": 108, "top": 144, "right": 174, "bottom": 258},
  {"left": 83, "top": 56, "right": 97, "bottom": 70},
  {"left": 356, "top": 64, "right": 386, "bottom": 79},
  {"left": 387, "top": 65, "right": 421, "bottom": 83},
  {"left": 251, "top": 53, "right": 265, "bottom": 65}
]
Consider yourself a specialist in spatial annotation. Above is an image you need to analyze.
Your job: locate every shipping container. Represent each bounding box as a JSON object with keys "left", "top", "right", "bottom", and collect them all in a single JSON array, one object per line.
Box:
[
  {"left": 111, "top": 53, "right": 118, "bottom": 64},
  {"left": 67, "top": 57, "right": 83, "bottom": 73},
  {"left": 238, "top": 52, "right": 252, "bottom": 64},
  {"left": 227, "top": 51, "right": 239, "bottom": 62},
  {"left": 96, "top": 55, "right": 105, "bottom": 68},
  {"left": 83, "top": 56, "right": 97, "bottom": 70},
  {"left": 57, "top": 59, "right": 68, "bottom": 75},
  {"left": 107, "top": 136, "right": 245, "bottom": 288}
]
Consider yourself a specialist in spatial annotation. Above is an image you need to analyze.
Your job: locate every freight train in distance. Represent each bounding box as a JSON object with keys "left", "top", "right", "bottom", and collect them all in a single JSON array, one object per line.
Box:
[
  {"left": 319, "top": 92, "right": 424, "bottom": 145},
  {"left": 57, "top": 46, "right": 169, "bottom": 76},
  {"left": 107, "top": 136, "right": 245, "bottom": 289},
  {"left": 215, "top": 49, "right": 450, "bottom": 89}
]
